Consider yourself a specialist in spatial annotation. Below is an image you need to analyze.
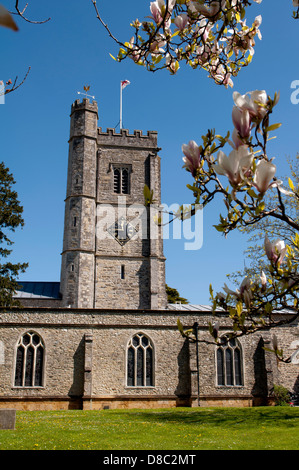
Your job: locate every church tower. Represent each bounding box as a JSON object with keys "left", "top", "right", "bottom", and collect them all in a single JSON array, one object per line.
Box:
[{"left": 60, "top": 98, "right": 167, "bottom": 309}]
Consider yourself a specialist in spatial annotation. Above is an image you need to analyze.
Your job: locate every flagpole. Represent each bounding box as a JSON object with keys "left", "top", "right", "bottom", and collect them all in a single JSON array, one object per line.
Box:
[
  {"left": 120, "top": 80, "right": 130, "bottom": 130},
  {"left": 120, "top": 81, "right": 123, "bottom": 130}
]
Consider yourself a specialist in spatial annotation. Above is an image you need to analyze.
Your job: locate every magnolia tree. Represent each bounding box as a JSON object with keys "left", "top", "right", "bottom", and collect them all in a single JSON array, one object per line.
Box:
[
  {"left": 226, "top": 154, "right": 299, "bottom": 286},
  {"left": 178, "top": 88, "right": 299, "bottom": 362},
  {"left": 93, "top": 0, "right": 299, "bottom": 87},
  {"left": 92, "top": 0, "right": 299, "bottom": 360}
]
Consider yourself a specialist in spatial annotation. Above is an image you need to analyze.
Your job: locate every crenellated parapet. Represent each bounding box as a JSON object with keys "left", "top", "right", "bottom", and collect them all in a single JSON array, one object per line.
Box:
[
  {"left": 97, "top": 127, "right": 159, "bottom": 150},
  {"left": 69, "top": 98, "right": 98, "bottom": 141},
  {"left": 71, "top": 98, "right": 98, "bottom": 115}
]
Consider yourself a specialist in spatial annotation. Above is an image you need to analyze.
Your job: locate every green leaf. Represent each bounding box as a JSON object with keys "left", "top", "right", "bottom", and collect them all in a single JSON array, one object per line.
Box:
[
  {"left": 152, "top": 54, "right": 163, "bottom": 65},
  {"left": 177, "top": 318, "right": 184, "bottom": 335},
  {"left": 186, "top": 184, "right": 201, "bottom": 193},
  {"left": 143, "top": 185, "right": 154, "bottom": 205},
  {"left": 213, "top": 225, "right": 224, "bottom": 232},
  {"left": 247, "top": 188, "right": 259, "bottom": 199},
  {"left": 236, "top": 301, "right": 243, "bottom": 317},
  {"left": 265, "top": 302, "right": 273, "bottom": 314},
  {"left": 288, "top": 177, "right": 295, "bottom": 191},
  {"left": 265, "top": 123, "right": 282, "bottom": 133},
  {"left": 171, "top": 30, "right": 180, "bottom": 39}
]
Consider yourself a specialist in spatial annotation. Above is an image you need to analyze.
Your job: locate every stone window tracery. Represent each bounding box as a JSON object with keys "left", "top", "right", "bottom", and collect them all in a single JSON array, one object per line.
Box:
[
  {"left": 113, "top": 165, "right": 131, "bottom": 195},
  {"left": 14, "top": 331, "right": 45, "bottom": 387},
  {"left": 127, "top": 333, "right": 154, "bottom": 387},
  {"left": 216, "top": 337, "right": 243, "bottom": 387}
]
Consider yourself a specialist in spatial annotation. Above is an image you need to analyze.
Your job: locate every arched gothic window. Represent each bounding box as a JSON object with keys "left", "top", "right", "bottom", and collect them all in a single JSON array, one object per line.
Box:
[
  {"left": 216, "top": 337, "right": 243, "bottom": 386},
  {"left": 14, "top": 332, "right": 45, "bottom": 387},
  {"left": 113, "top": 168, "right": 121, "bottom": 193},
  {"left": 127, "top": 333, "right": 154, "bottom": 387},
  {"left": 113, "top": 166, "right": 130, "bottom": 195},
  {"left": 121, "top": 169, "right": 129, "bottom": 194}
]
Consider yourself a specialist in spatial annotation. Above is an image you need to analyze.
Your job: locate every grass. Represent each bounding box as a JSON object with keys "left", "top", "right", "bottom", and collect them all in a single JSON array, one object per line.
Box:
[{"left": 0, "top": 407, "right": 299, "bottom": 450}]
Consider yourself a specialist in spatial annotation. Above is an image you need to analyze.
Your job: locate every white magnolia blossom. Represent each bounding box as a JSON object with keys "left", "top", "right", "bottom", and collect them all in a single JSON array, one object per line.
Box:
[
  {"left": 190, "top": 0, "right": 226, "bottom": 18},
  {"left": 150, "top": 0, "right": 176, "bottom": 29},
  {"left": 260, "top": 271, "right": 267, "bottom": 289},
  {"left": 231, "top": 106, "right": 251, "bottom": 148},
  {"left": 211, "top": 64, "right": 233, "bottom": 88},
  {"left": 174, "top": 13, "right": 189, "bottom": 31},
  {"left": 264, "top": 235, "right": 286, "bottom": 265},
  {"left": 223, "top": 276, "right": 252, "bottom": 308},
  {"left": 122, "top": 0, "right": 264, "bottom": 86},
  {"left": 252, "top": 160, "right": 281, "bottom": 193},
  {"left": 182, "top": 140, "right": 202, "bottom": 176},
  {"left": 213, "top": 145, "right": 253, "bottom": 186},
  {"left": 233, "top": 90, "right": 268, "bottom": 120}
]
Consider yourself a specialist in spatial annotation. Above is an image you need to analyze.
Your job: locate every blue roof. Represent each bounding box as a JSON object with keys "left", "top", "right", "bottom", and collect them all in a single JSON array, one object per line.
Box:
[{"left": 16, "top": 282, "right": 61, "bottom": 299}]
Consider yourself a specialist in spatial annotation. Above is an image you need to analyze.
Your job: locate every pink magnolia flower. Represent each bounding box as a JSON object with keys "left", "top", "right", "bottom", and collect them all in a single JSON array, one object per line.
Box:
[
  {"left": 264, "top": 236, "right": 286, "bottom": 265},
  {"left": 228, "top": 15, "right": 262, "bottom": 57},
  {"left": 232, "top": 128, "right": 250, "bottom": 150},
  {"left": 191, "top": 0, "right": 225, "bottom": 18},
  {"left": 165, "top": 54, "right": 180, "bottom": 74},
  {"left": 195, "top": 39, "right": 219, "bottom": 67},
  {"left": 223, "top": 276, "right": 252, "bottom": 308},
  {"left": 232, "top": 106, "right": 251, "bottom": 147},
  {"left": 260, "top": 271, "right": 267, "bottom": 290},
  {"left": 150, "top": 0, "right": 176, "bottom": 28},
  {"left": 174, "top": 13, "right": 189, "bottom": 31},
  {"left": 254, "top": 15, "right": 262, "bottom": 31},
  {"left": 149, "top": 34, "right": 167, "bottom": 54},
  {"left": 127, "top": 38, "right": 143, "bottom": 63},
  {"left": 212, "top": 65, "right": 233, "bottom": 88},
  {"left": 182, "top": 140, "right": 202, "bottom": 177},
  {"left": 194, "top": 19, "right": 211, "bottom": 42},
  {"left": 252, "top": 160, "right": 281, "bottom": 193},
  {"left": 150, "top": 0, "right": 163, "bottom": 23},
  {"left": 213, "top": 145, "right": 253, "bottom": 186},
  {"left": 239, "top": 276, "right": 252, "bottom": 308},
  {"left": 233, "top": 90, "right": 268, "bottom": 120},
  {"left": 222, "top": 72, "right": 233, "bottom": 89}
]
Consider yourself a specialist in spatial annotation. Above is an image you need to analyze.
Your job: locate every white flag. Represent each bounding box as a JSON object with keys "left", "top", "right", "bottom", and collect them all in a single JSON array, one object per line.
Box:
[{"left": 121, "top": 80, "right": 130, "bottom": 90}]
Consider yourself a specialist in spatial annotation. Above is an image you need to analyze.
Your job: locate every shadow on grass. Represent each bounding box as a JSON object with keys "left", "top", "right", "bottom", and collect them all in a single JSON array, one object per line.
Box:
[{"left": 110, "top": 407, "right": 299, "bottom": 428}]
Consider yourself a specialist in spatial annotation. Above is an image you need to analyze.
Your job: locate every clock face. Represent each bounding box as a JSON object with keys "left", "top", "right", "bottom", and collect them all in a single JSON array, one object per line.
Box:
[{"left": 108, "top": 216, "right": 137, "bottom": 245}]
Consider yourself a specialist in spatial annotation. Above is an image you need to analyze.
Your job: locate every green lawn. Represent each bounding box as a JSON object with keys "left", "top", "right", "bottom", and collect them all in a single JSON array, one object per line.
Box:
[{"left": 0, "top": 407, "right": 299, "bottom": 450}]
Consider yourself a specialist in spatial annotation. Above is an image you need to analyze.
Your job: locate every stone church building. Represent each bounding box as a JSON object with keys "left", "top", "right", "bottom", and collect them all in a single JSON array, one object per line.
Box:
[{"left": 0, "top": 98, "right": 298, "bottom": 410}]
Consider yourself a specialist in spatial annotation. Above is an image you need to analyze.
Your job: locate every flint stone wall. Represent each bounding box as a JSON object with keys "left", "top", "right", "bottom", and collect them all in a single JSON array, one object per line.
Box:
[{"left": 0, "top": 308, "right": 297, "bottom": 410}]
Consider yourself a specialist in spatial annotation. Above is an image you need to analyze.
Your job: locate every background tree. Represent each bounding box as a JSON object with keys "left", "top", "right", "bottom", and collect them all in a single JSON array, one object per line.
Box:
[
  {"left": 166, "top": 284, "right": 188, "bottom": 304},
  {"left": 227, "top": 154, "right": 299, "bottom": 286},
  {"left": 0, "top": 162, "right": 28, "bottom": 307}
]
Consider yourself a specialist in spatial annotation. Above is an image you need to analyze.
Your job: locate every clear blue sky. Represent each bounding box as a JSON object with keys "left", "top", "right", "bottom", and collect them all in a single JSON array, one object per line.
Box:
[{"left": 1, "top": 0, "right": 298, "bottom": 304}]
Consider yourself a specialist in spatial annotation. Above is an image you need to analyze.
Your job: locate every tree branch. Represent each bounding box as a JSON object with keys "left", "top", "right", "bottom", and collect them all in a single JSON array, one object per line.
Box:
[
  {"left": 10, "top": 0, "right": 50, "bottom": 24},
  {"left": 0, "top": 67, "right": 31, "bottom": 96}
]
